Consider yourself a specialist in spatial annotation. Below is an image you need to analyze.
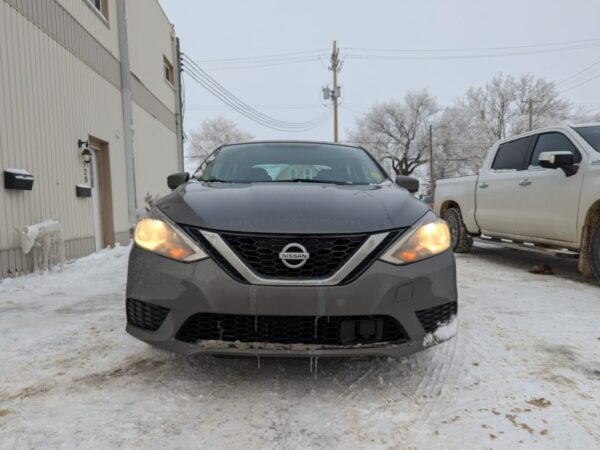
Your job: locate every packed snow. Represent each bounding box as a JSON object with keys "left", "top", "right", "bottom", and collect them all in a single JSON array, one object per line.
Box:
[{"left": 0, "top": 243, "right": 599, "bottom": 449}]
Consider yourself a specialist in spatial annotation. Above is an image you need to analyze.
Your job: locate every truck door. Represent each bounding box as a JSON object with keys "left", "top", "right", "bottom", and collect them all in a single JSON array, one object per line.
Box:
[
  {"left": 515, "top": 132, "right": 585, "bottom": 244},
  {"left": 475, "top": 136, "right": 533, "bottom": 236}
]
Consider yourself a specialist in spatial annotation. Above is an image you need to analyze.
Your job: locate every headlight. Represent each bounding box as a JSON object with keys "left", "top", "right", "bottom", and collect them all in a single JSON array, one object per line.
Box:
[
  {"left": 134, "top": 212, "right": 208, "bottom": 262},
  {"left": 380, "top": 216, "right": 451, "bottom": 265}
]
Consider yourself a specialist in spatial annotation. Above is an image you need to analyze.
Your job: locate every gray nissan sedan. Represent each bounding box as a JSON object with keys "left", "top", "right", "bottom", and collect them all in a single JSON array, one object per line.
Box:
[{"left": 126, "top": 141, "right": 457, "bottom": 358}]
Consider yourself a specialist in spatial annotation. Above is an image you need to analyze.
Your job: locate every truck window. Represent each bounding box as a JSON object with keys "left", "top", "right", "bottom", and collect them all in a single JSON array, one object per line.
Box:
[
  {"left": 491, "top": 137, "right": 531, "bottom": 171},
  {"left": 529, "top": 133, "right": 582, "bottom": 167},
  {"left": 574, "top": 125, "right": 600, "bottom": 153}
]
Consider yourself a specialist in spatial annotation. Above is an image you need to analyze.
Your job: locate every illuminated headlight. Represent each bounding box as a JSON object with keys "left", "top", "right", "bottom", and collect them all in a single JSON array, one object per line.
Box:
[
  {"left": 380, "top": 215, "right": 451, "bottom": 265},
  {"left": 134, "top": 211, "right": 208, "bottom": 262}
]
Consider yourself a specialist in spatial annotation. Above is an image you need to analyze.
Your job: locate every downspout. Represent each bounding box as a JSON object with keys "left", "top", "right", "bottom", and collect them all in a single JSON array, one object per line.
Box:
[
  {"left": 116, "top": 0, "right": 138, "bottom": 230},
  {"left": 172, "top": 34, "right": 184, "bottom": 171}
]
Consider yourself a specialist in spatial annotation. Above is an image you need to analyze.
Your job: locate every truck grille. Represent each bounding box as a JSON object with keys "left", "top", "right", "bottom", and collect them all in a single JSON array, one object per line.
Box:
[{"left": 176, "top": 313, "right": 408, "bottom": 346}]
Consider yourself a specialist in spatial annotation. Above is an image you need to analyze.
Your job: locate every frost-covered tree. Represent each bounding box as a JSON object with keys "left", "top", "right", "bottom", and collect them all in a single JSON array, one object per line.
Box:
[
  {"left": 511, "top": 74, "right": 572, "bottom": 134},
  {"left": 436, "top": 73, "right": 579, "bottom": 177},
  {"left": 458, "top": 74, "right": 517, "bottom": 142},
  {"left": 187, "top": 117, "right": 254, "bottom": 168},
  {"left": 347, "top": 90, "right": 439, "bottom": 176},
  {"left": 453, "top": 74, "right": 571, "bottom": 142},
  {"left": 435, "top": 106, "right": 488, "bottom": 179}
]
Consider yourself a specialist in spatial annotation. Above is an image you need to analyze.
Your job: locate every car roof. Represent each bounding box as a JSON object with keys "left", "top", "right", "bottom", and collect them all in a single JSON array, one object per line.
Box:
[
  {"left": 220, "top": 140, "right": 366, "bottom": 151},
  {"left": 498, "top": 123, "right": 600, "bottom": 144}
]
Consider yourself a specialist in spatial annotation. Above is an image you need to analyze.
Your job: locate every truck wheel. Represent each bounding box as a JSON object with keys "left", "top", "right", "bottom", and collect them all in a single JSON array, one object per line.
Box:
[
  {"left": 443, "top": 208, "right": 473, "bottom": 253},
  {"left": 590, "top": 225, "right": 600, "bottom": 282}
]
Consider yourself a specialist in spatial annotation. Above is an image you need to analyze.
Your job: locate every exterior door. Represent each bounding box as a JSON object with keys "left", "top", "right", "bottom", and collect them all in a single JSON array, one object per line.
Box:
[
  {"left": 90, "top": 149, "right": 103, "bottom": 251},
  {"left": 515, "top": 132, "right": 585, "bottom": 244},
  {"left": 89, "top": 138, "right": 115, "bottom": 250},
  {"left": 475, "top": 136, "right": 533, "bottom": 236}
]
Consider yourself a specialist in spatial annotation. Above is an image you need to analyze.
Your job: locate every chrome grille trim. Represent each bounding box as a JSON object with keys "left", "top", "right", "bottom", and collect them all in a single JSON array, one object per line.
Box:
[{"left": 200, "top": 230, "right": 390, "bottom": 286}]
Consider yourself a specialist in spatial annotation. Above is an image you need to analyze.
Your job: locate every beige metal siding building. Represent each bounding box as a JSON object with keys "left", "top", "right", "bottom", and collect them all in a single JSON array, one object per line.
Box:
[{"left": 0, "top": 0, "right": 183, "bottom": 277}]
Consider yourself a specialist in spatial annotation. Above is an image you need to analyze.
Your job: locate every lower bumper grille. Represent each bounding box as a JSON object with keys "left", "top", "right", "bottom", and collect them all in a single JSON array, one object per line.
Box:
[
  {"left": 415, "top": 302, "right": 457, "bottom": 333},
  {"left": 126, "top": 298, "right": 170, "bottom": 331},
  {"left": 176, "top": 313, "right": 408, "bottom": 346}
]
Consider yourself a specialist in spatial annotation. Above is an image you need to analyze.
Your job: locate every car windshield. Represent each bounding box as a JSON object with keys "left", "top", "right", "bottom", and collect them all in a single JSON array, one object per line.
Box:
[
  {"left": 195, "top": 142, "right": 388, "bottom": 185},
  {"left": 574, "top": 126, "right": 600, "bottom": 153}
]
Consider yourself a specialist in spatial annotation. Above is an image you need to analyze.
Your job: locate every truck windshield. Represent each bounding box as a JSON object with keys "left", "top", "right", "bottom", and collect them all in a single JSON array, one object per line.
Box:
[
  {"left": 195, "top": 142, "right": 387, "bottom": 185},
  {"left": 574, "top": 126, "right": 600, "bottom": 153}
]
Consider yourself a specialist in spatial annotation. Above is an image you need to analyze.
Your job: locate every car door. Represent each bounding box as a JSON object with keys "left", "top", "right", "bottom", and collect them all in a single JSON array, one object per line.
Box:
[
  {"left": 475, "top": 136, "right": 533, "bottom": 236},
  {"left": 515, "top": 131, "right": 585, "bottom": 244}
]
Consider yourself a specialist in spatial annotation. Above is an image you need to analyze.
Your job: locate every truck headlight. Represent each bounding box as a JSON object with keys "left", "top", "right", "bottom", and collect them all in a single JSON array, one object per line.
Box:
[
  {"left": 134, "top": 211, "right": 208, "bottom": 262},
  {"left": 380, "top": 216, "right": 451, "bottom": 265}
]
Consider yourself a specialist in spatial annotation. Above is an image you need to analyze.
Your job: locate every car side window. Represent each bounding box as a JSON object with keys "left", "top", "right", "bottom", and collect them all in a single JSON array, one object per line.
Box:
[
  {"left": 491, "top": 136, "right": 531, "bottom": 171},
  {"left": 529, "top": 132, "right": 582, "bottom": 167}
]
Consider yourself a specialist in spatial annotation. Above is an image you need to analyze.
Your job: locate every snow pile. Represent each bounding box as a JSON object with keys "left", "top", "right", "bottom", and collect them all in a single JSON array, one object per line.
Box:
[
  {"left": 21, "top": 219, "right": 61, "bottom": 241},
  {"left": 423, "top": 315, "right": 458, "bottom": 347},
  {"left": 5, "top": 168, "right": 32, "bottom": 175},
  {"left": 1, "top": 243, "right": 599, "bottom": 449}
]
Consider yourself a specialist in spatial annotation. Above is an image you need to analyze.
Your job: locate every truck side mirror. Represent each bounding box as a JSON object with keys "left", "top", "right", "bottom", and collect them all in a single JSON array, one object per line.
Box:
[
  {"left": 395, "top": 175, "right": 420, "bottom": 193},
  {"left": 167, "top": 172, "right": 190, "bottom": 190},
  {"left": 538, "top": 151, "right": 578, "bottom": 177}
]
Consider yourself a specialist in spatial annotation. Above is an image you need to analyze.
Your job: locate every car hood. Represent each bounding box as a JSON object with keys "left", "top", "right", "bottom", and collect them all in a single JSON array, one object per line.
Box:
[{"left": 157, "top": 181, "right": 428, "bottom": 234}]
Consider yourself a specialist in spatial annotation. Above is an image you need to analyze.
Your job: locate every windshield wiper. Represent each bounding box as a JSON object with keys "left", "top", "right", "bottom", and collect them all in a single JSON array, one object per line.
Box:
[{"left": 272, "top": 178, "right": 354, "bottom": 185}]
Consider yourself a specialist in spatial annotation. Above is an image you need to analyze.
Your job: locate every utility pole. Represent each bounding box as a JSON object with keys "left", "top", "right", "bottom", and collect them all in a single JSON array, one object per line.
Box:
[
  {"left": 331, "top": 40, "right": 340, "bottom": 143},
  {"left": 428, "top": 125, "right": 434, "bottom": 195},
  {"left": 528, "top": 98, "right": 533, "bottom": 131}
]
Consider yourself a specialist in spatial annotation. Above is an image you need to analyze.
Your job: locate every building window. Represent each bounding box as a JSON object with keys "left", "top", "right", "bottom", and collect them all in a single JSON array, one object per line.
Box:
[
  {"left": 164, "top": 56, "right": 174, "bottom": 86},
  {"left": 86, "top": 0, "right": 108, "bottom": 20}
]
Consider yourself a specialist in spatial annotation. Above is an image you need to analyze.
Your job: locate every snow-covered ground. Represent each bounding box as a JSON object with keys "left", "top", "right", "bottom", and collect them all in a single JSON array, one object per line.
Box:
[{"left": 1, "top": 244, "right": 599, "bottom": 449}]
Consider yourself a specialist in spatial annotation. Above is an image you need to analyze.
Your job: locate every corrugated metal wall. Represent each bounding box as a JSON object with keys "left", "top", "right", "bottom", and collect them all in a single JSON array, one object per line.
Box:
[
  {"left": 0, "top": 0, "right": 180, "bottom": 277},
  {"left": 126, "top": 0, "right": 179, "bottom": 209}
]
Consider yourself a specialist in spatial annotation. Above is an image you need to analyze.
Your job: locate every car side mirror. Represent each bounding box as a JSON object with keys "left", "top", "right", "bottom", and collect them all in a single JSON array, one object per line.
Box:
[
  {"left": 167, "top": 172, "right": 190, "bottom": 190},
  {"left": 395, "top": 175, "right": 419, "bottom": 193},
  {"left": 538, "top": 151, "right": 578, "bottom": 177}
]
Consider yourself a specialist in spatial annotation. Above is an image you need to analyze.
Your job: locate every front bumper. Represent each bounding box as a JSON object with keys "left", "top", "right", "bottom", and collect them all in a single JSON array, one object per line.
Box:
[{"left": 125, "top": 245, "right": 457, "bottom": 358}]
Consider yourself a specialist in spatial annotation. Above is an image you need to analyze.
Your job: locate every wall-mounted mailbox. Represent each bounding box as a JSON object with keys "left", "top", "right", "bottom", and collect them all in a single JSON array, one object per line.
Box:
[
  {"left": 75, "top": 184, "right": 92, "bottom": 198},
  {"left": 4, "top": 169, "right": 34, "bottom": 191}
]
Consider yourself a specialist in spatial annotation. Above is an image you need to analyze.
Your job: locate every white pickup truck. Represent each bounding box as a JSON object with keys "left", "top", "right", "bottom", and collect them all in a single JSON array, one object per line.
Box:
[{"left": 434, "top": 124, "right": 600, "bottom": 281}]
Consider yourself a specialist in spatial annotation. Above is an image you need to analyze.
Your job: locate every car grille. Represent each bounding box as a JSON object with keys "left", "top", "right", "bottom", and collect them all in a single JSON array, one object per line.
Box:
[
  {"left": 218, "top": 232, "right": 368, "bottom": 279},
  {"left": 176, "top": 313, "right": 408, "bottom": 346},
  {"left": 182, "top": 225, "right": 406, "bottom": 284},
  {"left": 415, "top": 302, "right": 458, "bottom": 333},
  {"left": 126, "top": 298, "right": 170, "bottom": 331},
  {"left": 183, "top": 227, "right": 247, "bottom": 283}
]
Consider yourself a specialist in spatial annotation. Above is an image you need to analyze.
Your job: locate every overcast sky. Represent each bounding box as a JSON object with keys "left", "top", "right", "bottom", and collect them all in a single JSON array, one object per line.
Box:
[{"left": 159, "top": 0, "right": 600, "bottom": 146}]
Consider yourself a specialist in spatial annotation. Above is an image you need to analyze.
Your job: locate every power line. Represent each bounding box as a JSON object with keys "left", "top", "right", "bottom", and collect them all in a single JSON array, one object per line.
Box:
[
  {"left": 344, "top": 42, "right": 600, "bottom": 61},
  {"left": 183, "top": 67, "right": 329, "bottom": 132},
  {"left": 187, "top": 103, "right": 329, "bottom": 111},
  {"left": 191, "top": 49, "right": 327, "bottom": 65},
  {"left": 201, "top": 57, "right": 322, "bottom": 71},
  {"left": 557, "top": 59, "right": 600, "bottom": 86},
  {"left": 181, "top": 54, "right": 330, "bottom": 132},
  {"left": 343, "top": 37, "right": 600, "bottom": 53},
  {"left": 560, "top": 71, "right": 600, "bottom": 93},
  {"left": 183, "top": 54, "right": 322, "bottom": 128}
]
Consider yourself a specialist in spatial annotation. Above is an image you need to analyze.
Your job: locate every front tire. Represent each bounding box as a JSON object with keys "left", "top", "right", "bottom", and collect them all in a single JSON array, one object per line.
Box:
[
  {"left": 590, "top": 225, "right": 600, "bottom": 282},
  {"left": 443, "top": 208, "right": 473, "bottom": 253}
]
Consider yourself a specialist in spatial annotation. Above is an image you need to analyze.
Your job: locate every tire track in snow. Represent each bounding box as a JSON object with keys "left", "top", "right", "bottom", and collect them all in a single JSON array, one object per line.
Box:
[{"left": 408, "top": 329, "right": 461, "bottom": 447}]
